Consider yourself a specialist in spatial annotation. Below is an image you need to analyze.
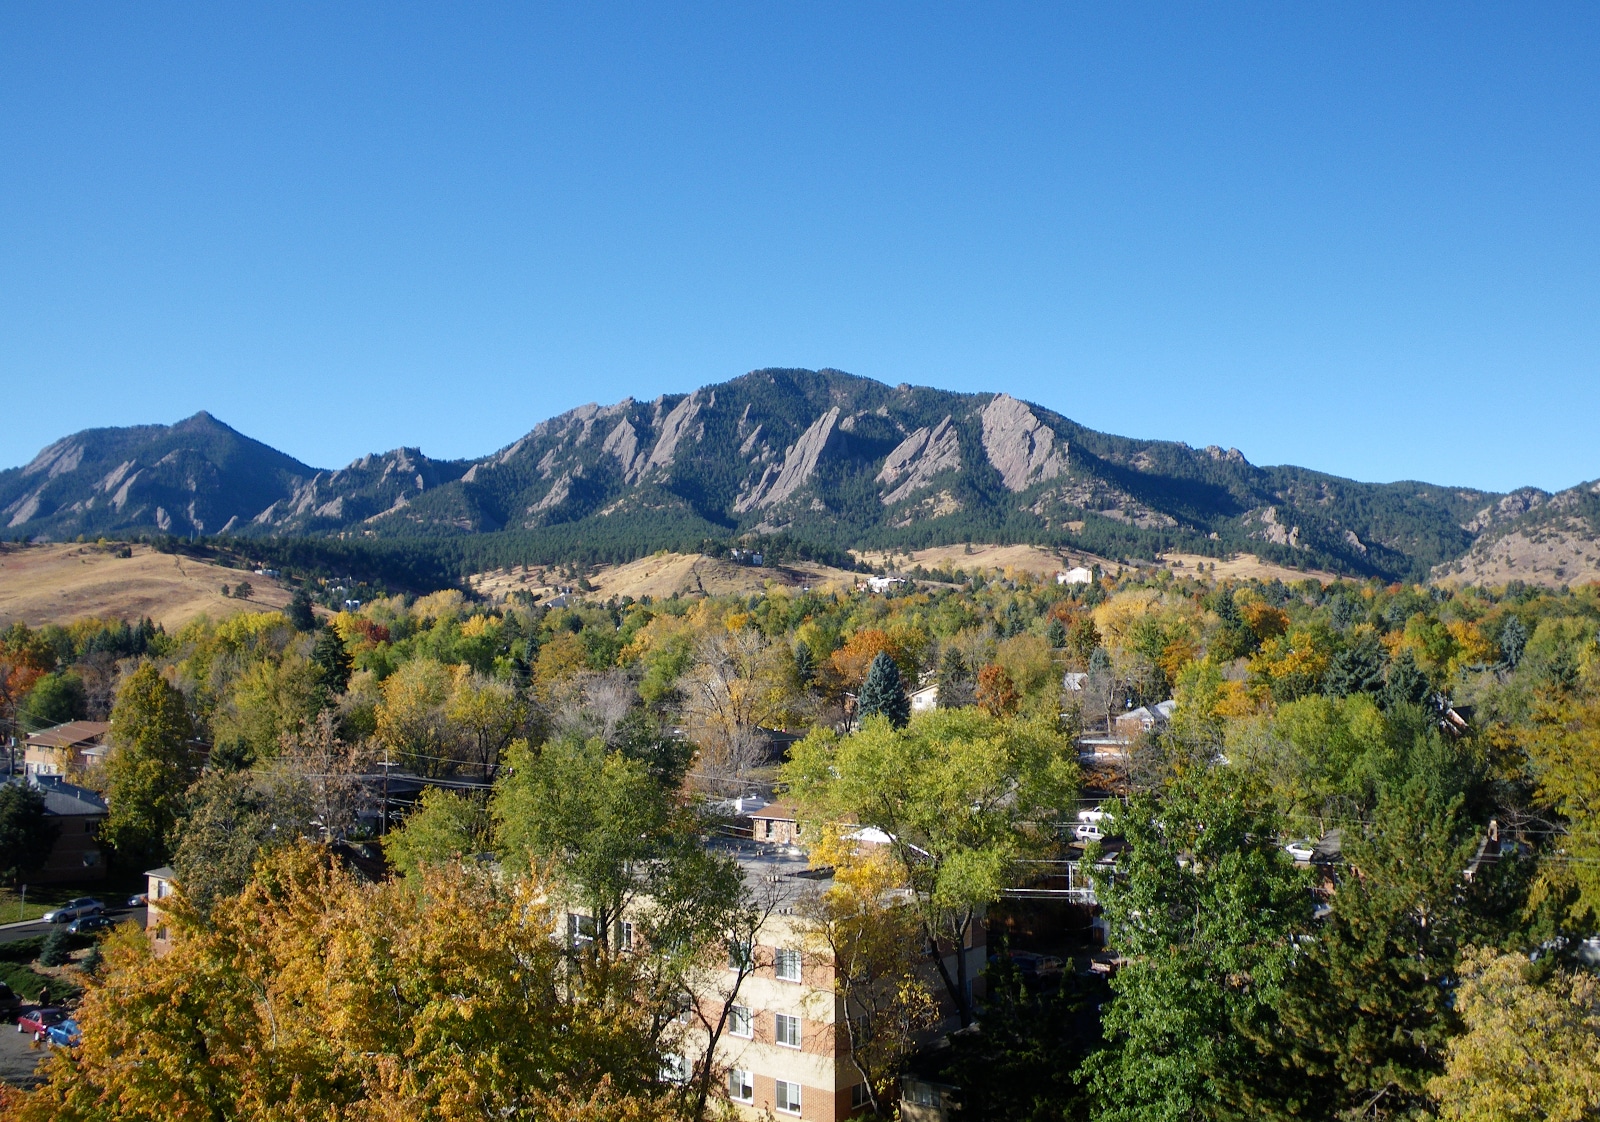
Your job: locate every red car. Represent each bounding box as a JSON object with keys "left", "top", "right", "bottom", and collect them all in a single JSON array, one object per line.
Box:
[{"left": 18, "top": 1007, "right": 67, "bottom": 1038}]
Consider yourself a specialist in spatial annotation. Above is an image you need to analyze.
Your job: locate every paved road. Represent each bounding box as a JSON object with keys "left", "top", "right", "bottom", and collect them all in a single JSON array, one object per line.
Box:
[{"left": 0, "top": 906, "right": 146, "bottom": 945}]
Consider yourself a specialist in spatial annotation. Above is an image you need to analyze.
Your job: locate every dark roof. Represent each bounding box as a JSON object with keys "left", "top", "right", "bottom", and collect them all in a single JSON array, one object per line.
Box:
[
  {"left": 26, "top": 721, "right": 109, "bottom": 749},
  {"left": 23, "top": 776, "right": 107, "bottom": 816},
  {"left": 749, "top": 801, "right": 799, "bottom": 821}
]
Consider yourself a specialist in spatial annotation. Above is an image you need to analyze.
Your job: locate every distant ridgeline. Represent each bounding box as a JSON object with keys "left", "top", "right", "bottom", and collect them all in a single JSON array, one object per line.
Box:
[{"left": 4, "top": 368, "right": 1591, "bottom": 584}]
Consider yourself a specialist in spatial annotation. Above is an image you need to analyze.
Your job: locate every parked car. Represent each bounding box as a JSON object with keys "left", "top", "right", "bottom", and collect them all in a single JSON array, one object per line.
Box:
[
  {"left": 127, "top": 893, "right": 149, "bottom": 907},
  {"left": 18, "top": 1007, "right": 67, "bottom": 1038},
  {"left": 1008, "top": 950, "right": 1065, "bottom": 978},
  {"left": 1283, "top": 840, "right": 1316, "bottom": 863},
  {"left": 45, "top": 1019, "right": 81, "bottom": 1047},
  {"left": 41, "top": 897, "right": 105, "bottom": 924},
  {"left": 67, "top": 914, "right": 116, "bottom": 935},
  {"left": 1074, "top": 807, "right": 1109, "bottom": 842}
]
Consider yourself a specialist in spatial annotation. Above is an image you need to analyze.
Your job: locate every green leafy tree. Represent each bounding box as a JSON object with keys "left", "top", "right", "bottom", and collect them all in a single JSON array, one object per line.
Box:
[
  {"left": 171, "top": 768, "right": 312, "bottom": 918},
  {"left": 0, "top": 782, "right": 59, "bottom": 887},
  {"left": 783, "top": 709, "right": 1077, "bottom": 1025},
  {"left": 20, "top": 671, "right": 89, "bottom": 730},
  {"left": 103, "top": 663, "right": 198, "bottom": 863},
  {"left": 856, "top": 651, "right": 910, "bottom": 729},
  {"left": 1083, "top": 774, "right": 1313, "bottom": 1122},
  {"left": 386, "top": 787, "right": 493, "bottom": 879},
  {"left": 492, "top": 736, "right": 676, "bottom": 952}
]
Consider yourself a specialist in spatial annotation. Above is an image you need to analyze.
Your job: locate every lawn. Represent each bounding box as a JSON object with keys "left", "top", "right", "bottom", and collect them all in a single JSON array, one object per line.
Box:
[{"left": 0, "top": 871, "right": 147, "bottom": 924}]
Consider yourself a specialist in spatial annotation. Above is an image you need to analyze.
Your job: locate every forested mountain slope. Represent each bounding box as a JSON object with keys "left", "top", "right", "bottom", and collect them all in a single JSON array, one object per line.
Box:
[{"left": 1, "top": 368, "right": 1569, "bottom": 582}]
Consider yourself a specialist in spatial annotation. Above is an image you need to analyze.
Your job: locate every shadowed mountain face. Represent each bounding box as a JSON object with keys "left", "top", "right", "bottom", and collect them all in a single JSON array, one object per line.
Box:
[{"left": 0, "top": 369, "right": 1561, "bottom": 582}]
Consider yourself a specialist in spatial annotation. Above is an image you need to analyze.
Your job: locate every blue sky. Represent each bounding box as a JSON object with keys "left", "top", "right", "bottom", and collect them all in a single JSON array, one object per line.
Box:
[{"left": 3, "top": 4, "right": 1597, "bottom": 492}]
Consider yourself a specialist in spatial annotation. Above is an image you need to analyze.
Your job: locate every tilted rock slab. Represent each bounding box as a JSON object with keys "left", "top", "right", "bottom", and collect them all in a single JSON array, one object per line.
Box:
[{"left": 981, "top": 394, "right": 1068, "bottom": 492}]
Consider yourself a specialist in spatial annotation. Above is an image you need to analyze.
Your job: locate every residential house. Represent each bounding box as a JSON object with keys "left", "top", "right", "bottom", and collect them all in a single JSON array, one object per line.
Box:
[
  {"left": 909, "top": 684, "right": 939, "bottom": 713},
  {"left": 15, "top": 776, "right": 109, "bottom": 881},
  {"left": 750, "top": 802, "right": 805, "bottom": 846},
  {"left": 145, "top": 866, "right": 177, "bottom": 954},
  {"left": 1056, "top": 566, "right": 1093, "bottom": 585},
  {"left": 1062, "top": 672, "right": 1087, "bottom": 692},
  {"left": 1112, "top": 700, "right": 1175, "bottom": 743},
  {"left": 23, "top": 720, "right": 109, "bottom": 779}
]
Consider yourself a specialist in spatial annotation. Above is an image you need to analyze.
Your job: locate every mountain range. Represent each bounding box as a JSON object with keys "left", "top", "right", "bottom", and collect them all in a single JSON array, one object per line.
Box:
[{"left": 4, "top": 368, "right": 1596, "bottom": 584}]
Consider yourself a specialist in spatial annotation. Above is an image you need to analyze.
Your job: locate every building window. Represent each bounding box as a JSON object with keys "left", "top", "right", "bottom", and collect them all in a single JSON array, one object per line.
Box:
[
  {"left": 567, "top": 913, "right": 596, "bottom": 950},
  {"left": 774, "top": 947, "right": 802, "bottom": 982},
  {"left": 728, "top": 1068, "right": 754, "bottom": 1103},
  {"left": 659, "top": 1054, "right": 690, "bottom": 1084},
  {"left": 775, "top": 1012, "right": 801, "bottom": 1048},
  {"left": 620, "top": 920, "right": 635, "bottom": 951},
  {"left": 728, "top": 1004, "right": 752, "bottom": 1037},
  {"left": 727, "top": 938, "right": 753, "bottom": 970},
  {"left": 852, "top": 1082, "right": 872, "bottom": 1109},
  {"left": 775, "top": 1079, "right": 802, "bottom": 1114},
  {"left": 905, "top": 1080, "right": 939, "bottom": 1107}
]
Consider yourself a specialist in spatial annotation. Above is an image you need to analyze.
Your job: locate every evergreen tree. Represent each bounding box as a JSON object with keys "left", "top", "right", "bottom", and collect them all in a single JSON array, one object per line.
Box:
[
  {"left": 1323, "top": 633, "right": 1386, "bottom": 698},
  {"left": 310, "top": 625, "right": 353, "bottom": 697},
  {"left": 39, "top": 925, "right": 72, "bottom": 967},
  {"left": 1380, "top": 648, "right": 1432, "bottom": 710},
  {"left": 857, "top": 651, "right": 911, "bottom": 729},
  {"left": 1497, "top": 614, "right": 1528, "bottom": 669},
  {"left": 1270, "top": 779, "right": 1489, "bottom": 1118},
  {"left": 286, "top": 588, "right": 317, "bottom": 632},
  {"left": 936, "top": 647, "right": 974, "bottom": 709},
  {"left": 1084, "top": 773, "right": 1313, "bottom": 1121},
  {"left": 793, "top": 639, "right": 815, "bottom": 685},
  {"left": 947, "top": 953, "right": 1092, "bottom": 1121},
  {"left": 1045, "top": 616, "right": 1068, "bottom": 649}
]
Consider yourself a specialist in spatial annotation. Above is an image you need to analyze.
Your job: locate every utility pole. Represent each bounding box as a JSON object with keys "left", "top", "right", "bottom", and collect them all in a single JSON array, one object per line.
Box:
[{"left": 381, "top": 747, "right": 390, "bottom": 836}]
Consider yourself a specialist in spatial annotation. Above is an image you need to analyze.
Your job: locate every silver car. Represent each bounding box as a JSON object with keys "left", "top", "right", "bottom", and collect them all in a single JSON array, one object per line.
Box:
[{"left": 41, "top": 897, "right": 105, "bottom": 924}]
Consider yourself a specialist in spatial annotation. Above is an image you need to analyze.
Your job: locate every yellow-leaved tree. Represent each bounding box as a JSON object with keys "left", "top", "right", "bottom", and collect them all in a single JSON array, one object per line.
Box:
[{"left": 9, "top": 844, "right": 677, "bottom": 1121}]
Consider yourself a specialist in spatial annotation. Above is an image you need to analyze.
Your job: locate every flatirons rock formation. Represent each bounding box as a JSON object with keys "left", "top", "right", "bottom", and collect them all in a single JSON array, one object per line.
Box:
[{"left": 4, "top": 367, "right": 1586, "bottom": 583}]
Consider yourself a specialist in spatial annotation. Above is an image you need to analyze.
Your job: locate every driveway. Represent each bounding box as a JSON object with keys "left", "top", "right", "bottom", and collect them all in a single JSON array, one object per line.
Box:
[{"left": 0, "top": 1019, "right": 53, "bottom": 1088}]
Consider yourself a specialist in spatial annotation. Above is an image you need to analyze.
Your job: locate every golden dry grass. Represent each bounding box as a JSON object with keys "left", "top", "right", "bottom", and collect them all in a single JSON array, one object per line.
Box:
[
  {"left": 0, "top": 542, "right": 293, "bottom": 629},
  {"left": 1158, "top": 551, "right": 1341, "bottom": 584},
  {"left": 468, "top": 551, "right": 860, "bottom": 603}
]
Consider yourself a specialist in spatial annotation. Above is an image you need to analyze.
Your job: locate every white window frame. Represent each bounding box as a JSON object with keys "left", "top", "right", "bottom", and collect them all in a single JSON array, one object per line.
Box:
[
  {"left": 567, "top": 913, "right": 596, "bottom": 949},
  {"left": 774, "top": 946, "right": 802, "bottom": 982},
  {"left": 728, "top": 1067, "right": 754, "bottom": 1103},
  {"left": 775, "top": 1012, "right": 801, "bottom": 1049},
  {"left": 659, "top": 1053, "right": 690, "bottom": 1084},
  {"left": 620, "top": 919, "right": 635, "bottom": 951},
  {"left": 728, "top": 1004, "right": 752, "bottom": 1037},
  {"left": 775, "top": 1079, "right": 802, "bottom": 1115},
  {"left": 852, "top": 1082, "right": 872, "bottom": 1109}
]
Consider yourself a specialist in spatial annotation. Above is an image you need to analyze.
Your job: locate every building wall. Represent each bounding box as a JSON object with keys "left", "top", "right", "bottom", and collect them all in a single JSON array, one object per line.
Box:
[
  {"left": 37, "top": 814, "right": 107, "bottom": 882},
  {"left": 697, "top": 909, "right": 986, "bottom": 1121}
]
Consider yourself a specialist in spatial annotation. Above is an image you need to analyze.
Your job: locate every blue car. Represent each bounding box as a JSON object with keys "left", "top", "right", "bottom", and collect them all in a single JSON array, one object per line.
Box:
[{"left": 45, "top": 1019, "right": 81, "bottom": 1048}]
